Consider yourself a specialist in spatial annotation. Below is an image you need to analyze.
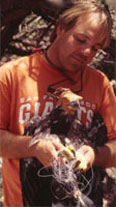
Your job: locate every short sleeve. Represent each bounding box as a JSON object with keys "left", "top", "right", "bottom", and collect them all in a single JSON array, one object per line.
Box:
[
  {"left": 0, "top": 82, "right": 11, "bottom": 129},
  {"left": 0, "top": 64, "right": 12, "bottom": 129},
  {"left": 99, "top": 76, "right": 116, "bottom": 139}
]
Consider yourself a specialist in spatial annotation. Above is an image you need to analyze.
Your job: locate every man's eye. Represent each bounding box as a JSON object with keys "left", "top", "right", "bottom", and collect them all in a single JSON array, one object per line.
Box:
[{"left": 75, "top": 37, "right": 86, "bottom": 43}]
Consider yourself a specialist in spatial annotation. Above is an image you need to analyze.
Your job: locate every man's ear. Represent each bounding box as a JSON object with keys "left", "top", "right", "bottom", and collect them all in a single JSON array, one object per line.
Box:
[{"left": 56, "top": 25, "right": 64, "bottom": 36}]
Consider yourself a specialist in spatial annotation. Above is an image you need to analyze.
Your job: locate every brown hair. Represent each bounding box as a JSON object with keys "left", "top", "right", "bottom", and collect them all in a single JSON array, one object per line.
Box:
[{"left": 51, "top": 0, "right": 112, "bottom": 48}]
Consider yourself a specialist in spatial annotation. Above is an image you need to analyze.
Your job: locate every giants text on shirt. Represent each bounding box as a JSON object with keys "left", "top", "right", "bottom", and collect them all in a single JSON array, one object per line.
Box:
[{"left": 18, "top": 95, "right": 97, "bottom": 129}]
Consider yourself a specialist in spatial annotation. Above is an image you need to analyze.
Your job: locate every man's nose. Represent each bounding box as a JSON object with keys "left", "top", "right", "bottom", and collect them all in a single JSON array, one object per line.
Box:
[{"left": 82, "top": 47, "right": 92, "bottom": 56}]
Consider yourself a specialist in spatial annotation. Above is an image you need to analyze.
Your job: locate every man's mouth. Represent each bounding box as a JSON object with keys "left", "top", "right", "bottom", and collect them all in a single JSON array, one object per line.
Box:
[{"left": 71, "top": 54, "right": 87, "bottom": 64}]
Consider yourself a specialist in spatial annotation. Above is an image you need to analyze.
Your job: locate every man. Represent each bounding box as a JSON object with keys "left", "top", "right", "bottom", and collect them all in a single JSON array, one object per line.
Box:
[{"left": 0, "top": 1, "right": 116, "bottom": 206}]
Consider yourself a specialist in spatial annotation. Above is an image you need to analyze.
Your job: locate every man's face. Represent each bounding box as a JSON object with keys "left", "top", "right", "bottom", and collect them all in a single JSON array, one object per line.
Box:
[{"left": 53, "top": 13, "right": 104, "bottom": 72}]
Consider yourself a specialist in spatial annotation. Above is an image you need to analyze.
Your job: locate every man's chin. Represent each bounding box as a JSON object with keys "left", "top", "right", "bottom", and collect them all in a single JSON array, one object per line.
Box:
[{"left": 68, "top": 63, "right": 86, "bottom": 72}]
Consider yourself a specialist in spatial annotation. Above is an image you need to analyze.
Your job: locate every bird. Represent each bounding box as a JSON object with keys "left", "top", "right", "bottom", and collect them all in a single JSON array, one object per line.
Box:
[{"left": 20, "top": 104, "right": 108, "bottom": 207}]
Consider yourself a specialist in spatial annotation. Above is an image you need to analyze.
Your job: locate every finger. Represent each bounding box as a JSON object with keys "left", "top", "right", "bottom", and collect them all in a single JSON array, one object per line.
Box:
[
  {"left": 77, "top": 145, "right": 89, "bottom": 155},
  {"left": 52, "top": 140, "right": 64, "bottom": 151}
]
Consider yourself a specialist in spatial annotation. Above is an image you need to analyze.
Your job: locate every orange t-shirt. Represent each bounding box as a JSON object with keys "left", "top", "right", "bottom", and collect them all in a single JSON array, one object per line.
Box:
[{"left": 0, "top": 51, "right": 116, "bottom": 207}]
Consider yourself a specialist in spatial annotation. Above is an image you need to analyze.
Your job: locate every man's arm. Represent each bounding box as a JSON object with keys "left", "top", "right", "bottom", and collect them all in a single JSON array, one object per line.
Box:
[
  {"left": 0, "top": 129, "right": 64, "bottom": 166},
  {"left": 94, "top": 139, "right": 116, "bottom": 168}
]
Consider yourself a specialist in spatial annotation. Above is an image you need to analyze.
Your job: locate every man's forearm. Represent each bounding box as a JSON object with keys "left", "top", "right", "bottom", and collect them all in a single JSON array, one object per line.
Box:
[
  {"left": 94, "top": 139, "right": 116, "bottom": 168},
  {"left": 0, "top": 129, "right": 64, "bottom": 166},
  {"left": 0, "top": 129, "right": 34, "bottom": 159}
]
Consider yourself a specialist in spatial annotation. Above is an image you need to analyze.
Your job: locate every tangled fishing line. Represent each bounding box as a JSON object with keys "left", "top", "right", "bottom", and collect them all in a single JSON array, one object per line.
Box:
[{"left": 36, "top": 135, "right": 94, "bottom": 201}]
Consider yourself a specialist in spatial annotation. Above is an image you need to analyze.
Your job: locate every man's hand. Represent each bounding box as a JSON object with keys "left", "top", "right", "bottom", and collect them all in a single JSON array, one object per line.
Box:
[
  {"left": 76, "top": 139, "right": 116, "bottom": 170},
  {"left": 32, "top": 139, "right": 64, "bottom": 166},
  {"left": 76, "top": 145, "right": 96, "bottom": 170}
]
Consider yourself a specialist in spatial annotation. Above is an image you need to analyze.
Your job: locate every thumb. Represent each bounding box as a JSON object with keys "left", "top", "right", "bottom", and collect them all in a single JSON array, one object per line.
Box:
[{"left": 52, "top": 139, "right": 64, "bottom": 151}]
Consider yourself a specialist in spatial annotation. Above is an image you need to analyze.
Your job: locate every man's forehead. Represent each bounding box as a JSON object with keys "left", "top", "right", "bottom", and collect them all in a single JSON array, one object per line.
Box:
[{"left": 73, "top": 13, "right": 105, "bottom": 39}]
